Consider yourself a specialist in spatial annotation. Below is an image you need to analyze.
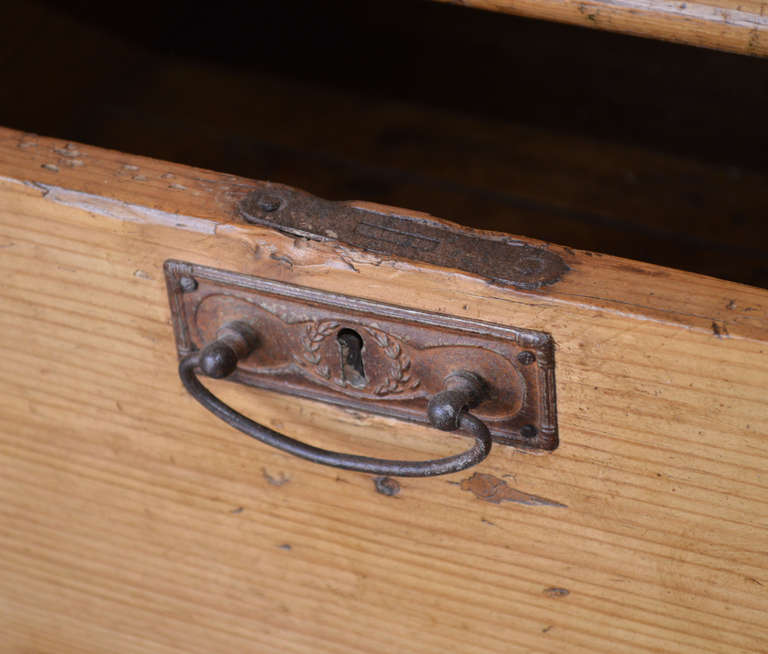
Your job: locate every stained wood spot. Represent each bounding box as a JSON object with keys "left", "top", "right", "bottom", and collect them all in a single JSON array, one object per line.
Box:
[
  {"left": 712, "top": 321, "right": 730, "bottom": 338},
  {"left": 373, "top": 476, "right": 400, "bottom": 497},
  {"left": 459, "top": 473, "right": 566, "bottom": 507},
  {"left": 543, "top": 587, "right": 570, "bottom": 598}
]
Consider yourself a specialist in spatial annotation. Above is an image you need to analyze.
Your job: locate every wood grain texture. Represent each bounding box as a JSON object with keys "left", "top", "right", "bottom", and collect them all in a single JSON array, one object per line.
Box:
[
  {"left": 0, "top": 127, "right": 767, "bottom": 653},
  {"left": 436, "top": 0, "right": 768, "bottom": 56}
]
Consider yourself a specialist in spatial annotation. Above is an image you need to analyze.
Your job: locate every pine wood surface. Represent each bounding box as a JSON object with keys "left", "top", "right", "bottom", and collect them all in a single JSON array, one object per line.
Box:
[
  {"left": 0, "top": 128, "right": 767, "bottom": 653},
  {"left": 436, "top": 0, "right": 768, "bottom": 57}
]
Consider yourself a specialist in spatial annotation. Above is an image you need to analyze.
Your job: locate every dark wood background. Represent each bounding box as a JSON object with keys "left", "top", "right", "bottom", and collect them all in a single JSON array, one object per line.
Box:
[{"left": 1, "top": 0, "right": 767, "bottom": 287}]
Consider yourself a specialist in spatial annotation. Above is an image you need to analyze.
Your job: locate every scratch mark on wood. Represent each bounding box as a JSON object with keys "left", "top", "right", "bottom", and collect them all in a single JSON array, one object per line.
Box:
[
  {"left": 270, "top": 253, "right": 295, "bottom": 269},
  {"left": 460, "top": 473, "right": 567, "bottom": 507},
  {"left": 34, "top": 184, "right": 218, "bottom": 234},
  {"left": 614, "top": 263, "right": 668, "bottom": 277},
  {"left": 262, "top": 468, "right": 291, "bottom": 486}
]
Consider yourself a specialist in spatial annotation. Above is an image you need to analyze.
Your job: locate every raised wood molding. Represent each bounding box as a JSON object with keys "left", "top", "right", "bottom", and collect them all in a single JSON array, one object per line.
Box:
[{"left": 1, "top": 127, "right": 767, "bottom": 653}]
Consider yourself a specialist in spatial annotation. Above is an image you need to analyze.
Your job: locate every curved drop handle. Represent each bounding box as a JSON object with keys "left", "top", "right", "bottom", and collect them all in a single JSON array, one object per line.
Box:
[{"left": 179, "top": 322, "right": 493, "bottom": 477}]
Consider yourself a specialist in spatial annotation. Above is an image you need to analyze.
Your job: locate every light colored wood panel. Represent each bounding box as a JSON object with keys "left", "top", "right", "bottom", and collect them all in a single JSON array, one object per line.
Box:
[
  {"left": 0, "top": 129, "right": 767, "bottom": 653},
  {"left": 435, "top": 0, "right": 768, "bottom": 57},
  {"left": 1, "top": 127, "right": 766, "bottom": 343}
]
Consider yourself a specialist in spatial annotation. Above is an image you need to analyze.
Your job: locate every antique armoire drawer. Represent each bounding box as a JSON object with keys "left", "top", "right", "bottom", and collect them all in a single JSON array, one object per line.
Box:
[{"left": 1, "top": 126, "right": 767, "bottom": 654}]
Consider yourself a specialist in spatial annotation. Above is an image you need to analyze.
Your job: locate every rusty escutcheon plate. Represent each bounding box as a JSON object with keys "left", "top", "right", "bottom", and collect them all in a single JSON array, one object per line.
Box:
[{"left": 165, "top": 260, "right": 558, "bottom": 451}]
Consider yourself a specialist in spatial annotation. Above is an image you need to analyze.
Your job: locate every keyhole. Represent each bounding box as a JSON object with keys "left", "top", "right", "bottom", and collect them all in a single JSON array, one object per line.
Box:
[{"left": 337, "top": 328, "right": 366, "bottom": 388}]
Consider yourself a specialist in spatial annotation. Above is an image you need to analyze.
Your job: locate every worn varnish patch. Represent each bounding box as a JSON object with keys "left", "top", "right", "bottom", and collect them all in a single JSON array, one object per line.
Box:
[{"left": 460, "top": 473, "right": 567, "bottom": 507}]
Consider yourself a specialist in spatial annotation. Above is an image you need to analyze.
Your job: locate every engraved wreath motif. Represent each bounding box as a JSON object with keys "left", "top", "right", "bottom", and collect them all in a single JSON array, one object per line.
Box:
[
  {"left": 363, "top": 326, "right": 421, "bottom": 396},
  {"left": 298, "top": 320, "right": 339, "bottom": 380},
  {"left": 294, "top": 320, "right": 420, "bottom": 396}
]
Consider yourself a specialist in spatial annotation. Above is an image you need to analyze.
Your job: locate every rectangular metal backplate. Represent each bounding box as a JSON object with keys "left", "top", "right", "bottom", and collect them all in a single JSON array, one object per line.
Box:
[{"left": 165, "top": 260, "right": 558, "bottom": 450}]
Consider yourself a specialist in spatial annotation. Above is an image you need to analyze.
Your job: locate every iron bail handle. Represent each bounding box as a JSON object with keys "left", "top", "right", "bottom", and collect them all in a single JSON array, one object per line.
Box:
[{"left": 178, "top": 322, "right": 493, "bottom": 477}]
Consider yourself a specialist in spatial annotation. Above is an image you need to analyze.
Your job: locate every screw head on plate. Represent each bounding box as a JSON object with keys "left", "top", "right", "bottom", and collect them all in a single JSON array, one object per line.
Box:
[
  {"left": 517, "top": 351, "right": 536, "bottom": 365},
  {"left": 179, "top": 276, "right": 198, "bottom": 292}
]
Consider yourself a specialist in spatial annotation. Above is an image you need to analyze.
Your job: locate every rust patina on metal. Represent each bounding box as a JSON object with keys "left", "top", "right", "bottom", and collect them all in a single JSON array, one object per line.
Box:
[
  {"left": 239, "top": 188, "right": 568, "bottom": 290},
  {"left": 165, "top": 260, "right": 559, "bottom": 452}
]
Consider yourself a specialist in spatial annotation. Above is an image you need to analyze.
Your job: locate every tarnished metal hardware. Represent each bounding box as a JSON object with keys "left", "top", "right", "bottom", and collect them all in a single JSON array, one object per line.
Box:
[
  {"left": 165, "top": 260, "right": 558, "bottom": 465},
  {"left": 179, "top": 325, "right": 492, "bottom": 477},
  {"left": 238, "top": 188, "right": 568, "bottom": 290}
]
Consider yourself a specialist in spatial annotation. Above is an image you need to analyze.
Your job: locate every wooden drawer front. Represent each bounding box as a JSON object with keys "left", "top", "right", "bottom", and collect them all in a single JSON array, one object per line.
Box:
[{"left": 0, "top": 128, "right": 767, "bottom": 653}]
